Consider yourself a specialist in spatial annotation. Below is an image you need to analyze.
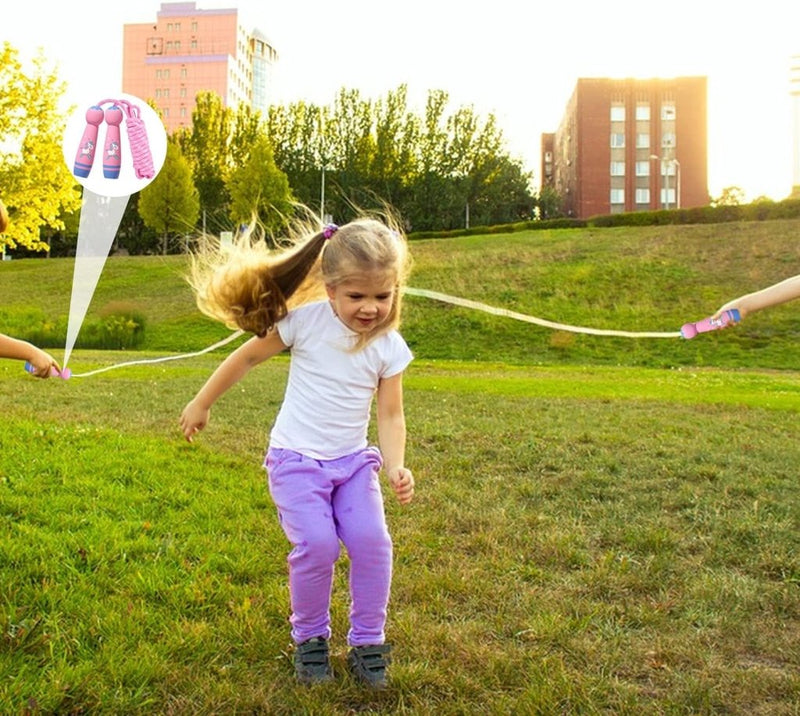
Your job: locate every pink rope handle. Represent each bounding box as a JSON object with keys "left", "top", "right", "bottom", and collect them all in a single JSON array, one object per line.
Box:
[{"left": 96, "top": 98, "right": 155, "bottom": 179}]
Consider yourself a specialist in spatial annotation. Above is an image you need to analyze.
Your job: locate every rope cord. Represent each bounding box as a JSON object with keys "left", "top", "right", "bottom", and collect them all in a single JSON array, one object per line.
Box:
[
  {"left": 67, "top": 287, "right": 680, "bottom": 378},
  {"left": 69, "top": 330, "right": 245, "bottom": 378},
  {"left": 403, "top": 287, "right": 682, "bottom": 338}
]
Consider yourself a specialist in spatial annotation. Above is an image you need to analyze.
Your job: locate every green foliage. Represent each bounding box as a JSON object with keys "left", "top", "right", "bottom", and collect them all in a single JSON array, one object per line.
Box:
[
  {"left": 0, "top": 302, "right": 146, "bottom": 350},
  {"left": 0, "top": 42, "right": 81, "bottom": 252},
  {"left": 226, "top": 135, "right": 294, "bottom": 234},
  {"left": 265, "top": 85, "right": 535, "bottom": 230},
  {"left": 138, "top": 139, "right": 200, "bottom": 254},
  {"left": 587, "top": 198, "right": 800, "bottom": 228}
]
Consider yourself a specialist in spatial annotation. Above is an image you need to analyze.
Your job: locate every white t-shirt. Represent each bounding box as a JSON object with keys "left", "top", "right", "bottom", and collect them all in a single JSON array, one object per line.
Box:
[{"left": 270, "top": 300, "right": 413, "bottom": 459}]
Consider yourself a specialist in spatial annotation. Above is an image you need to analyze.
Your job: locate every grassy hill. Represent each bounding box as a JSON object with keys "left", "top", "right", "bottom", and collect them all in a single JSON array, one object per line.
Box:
[
  {"left": 1, "top": 219, "right": 798, "bottom": 713},
  {"left": 1, "top": 218, "right": 799, "bottom": 369}
]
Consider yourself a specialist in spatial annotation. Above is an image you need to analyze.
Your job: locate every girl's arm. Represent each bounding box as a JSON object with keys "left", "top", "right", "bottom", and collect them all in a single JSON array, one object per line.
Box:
[
  {"left": 180, "top": 330, "right": 287, "bottom": 442},
  {"left": 376, "top": 371, "right": 414, "bottom": 505},
  {"left": 0, "top": 333, "right": 61, "bottom": 378},
  {"left": 715, "top": 274, "right": 800, "bottom": 319}
]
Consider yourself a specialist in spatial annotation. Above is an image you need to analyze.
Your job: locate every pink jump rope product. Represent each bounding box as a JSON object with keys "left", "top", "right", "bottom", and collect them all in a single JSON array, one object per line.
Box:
[
  {"left": 24, "top": 362, "right": 72, "bottom": 380},
  {"left": 680, "top": 309, "right": 741, "bottom": 339},
  {"left": 72, "top": 99, "right": 155, "bottom": 180}
]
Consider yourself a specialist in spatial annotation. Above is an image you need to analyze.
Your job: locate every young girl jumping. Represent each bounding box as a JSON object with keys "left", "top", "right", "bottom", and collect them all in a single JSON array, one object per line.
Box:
[{"left": 179, "top": 214, "right": 414, "bottom": 688}]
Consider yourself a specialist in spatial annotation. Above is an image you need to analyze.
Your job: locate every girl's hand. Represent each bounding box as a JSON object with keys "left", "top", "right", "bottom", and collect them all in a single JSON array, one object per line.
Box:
[
  {"left": 387, "top": 466, "right": 414, "bottom": 505},
  {"left": 28, "top": 348, "right": 61, "bottom": 378},
  {"left": 180, "top": 400, "right": 209, "bottom": 442}
]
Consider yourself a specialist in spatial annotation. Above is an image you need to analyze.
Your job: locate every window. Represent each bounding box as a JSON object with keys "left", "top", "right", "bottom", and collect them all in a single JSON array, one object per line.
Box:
[
  {"left": 192, "top": 21, "right": 198, "bottom": 31},
  {"left": 662, "top": 132, "right": 676, "bottom": 149},
  {"left": 635, "top": 104, "right": 650, "bottom": 120},
  {"left": 610, "top": 188, "right": 625, "bottom": 205},
  {"left": 636, "top": 133, "right": 650, "bottom": 149},
  {"left": 661, "top": 103, "right": 676, "bottom": 120},
  {"left": 635, "top": 188, "right": 650, "bottom": 204},
  {"left": 660, "top": 188, "right": 676, "bottom": 205},
  {"left": 181, "top": 67, "right": 188, "bottom": 78},
  {"left": 610, "top": 133, "right": 625, "bottom": 148},
  {"left": 635, "top": 161, "right": 650, "bottom": 176},
  {"left": 610, "top": 104, "right": 625, "bottom": 121},
  {"left": 610, "top": 161, "right": 625, "bottom": 177},
  {"left": 191, "top": 39, "right": 198, "bottom": 50}
]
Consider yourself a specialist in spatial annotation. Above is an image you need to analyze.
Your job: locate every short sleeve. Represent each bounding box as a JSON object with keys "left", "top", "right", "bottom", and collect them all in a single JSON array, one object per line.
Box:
[{"left": 382, "top": 332, "right": 413, "bottom": 379}]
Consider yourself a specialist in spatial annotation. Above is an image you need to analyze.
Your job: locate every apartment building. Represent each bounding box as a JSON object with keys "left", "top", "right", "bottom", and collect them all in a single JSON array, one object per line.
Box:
[
  {"left": 541, "top": 77, "right": 708, "bottom": 219},
  {"left": 122, "top": 1, "right": 278, "bottom": 133}
]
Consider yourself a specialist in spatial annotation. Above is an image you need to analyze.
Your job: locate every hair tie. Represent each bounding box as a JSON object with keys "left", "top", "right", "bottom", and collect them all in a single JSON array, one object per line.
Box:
[{"left": 323, "top": 223, "right": 339, "bottom": 240}]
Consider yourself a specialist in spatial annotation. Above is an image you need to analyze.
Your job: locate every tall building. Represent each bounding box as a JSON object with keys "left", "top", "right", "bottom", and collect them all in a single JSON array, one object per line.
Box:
[
  {"left": 541, "top": 77, "right": 708, "bottom": 219},
  {"left": 122, "top": 1, "right": 278, "bottom": 134},
  {"left": 791, "top": 54, "right": 800, "bottom": 197}
]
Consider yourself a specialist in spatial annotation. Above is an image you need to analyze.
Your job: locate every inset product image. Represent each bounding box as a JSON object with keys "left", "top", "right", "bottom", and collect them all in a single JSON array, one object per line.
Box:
[{"left": 63, "top": 93, "right": 167, "bottom": 197}]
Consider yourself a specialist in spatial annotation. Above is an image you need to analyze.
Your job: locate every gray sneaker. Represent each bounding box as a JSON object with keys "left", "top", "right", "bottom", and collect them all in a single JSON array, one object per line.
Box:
[
  {"left": 294, "top": 637, "right": 334, "bottom": 685},
  {"left": 347, "top": 644, "right": 391, "bottom": 689}
]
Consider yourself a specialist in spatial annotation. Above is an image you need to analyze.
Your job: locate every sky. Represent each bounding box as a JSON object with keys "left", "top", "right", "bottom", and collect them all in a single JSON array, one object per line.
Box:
[{"left": 5, "top": 0, "right": 799, "bottom": 202}]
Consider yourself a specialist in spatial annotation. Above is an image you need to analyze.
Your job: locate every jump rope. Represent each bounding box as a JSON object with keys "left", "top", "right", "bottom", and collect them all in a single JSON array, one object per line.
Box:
[
  {"left": 25, "top": 290, "right": 740, "bottom": 380},
  {"left": 73, "top": 98, "right": 155, "bottom": 181}
]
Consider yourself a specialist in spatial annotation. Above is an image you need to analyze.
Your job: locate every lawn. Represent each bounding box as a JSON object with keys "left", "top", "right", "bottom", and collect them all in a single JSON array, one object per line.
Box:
[{"left": 1, "top": 220, "right": 798, "bottom": 713}]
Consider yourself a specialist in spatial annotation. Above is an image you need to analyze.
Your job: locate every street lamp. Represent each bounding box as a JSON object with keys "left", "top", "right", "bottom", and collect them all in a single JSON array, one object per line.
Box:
[
  {"left": 649, "top": 154, "right": 665, "bottom": 209},
  {"left": 650, "top": 153, "right": 679, "bottom": 209}
]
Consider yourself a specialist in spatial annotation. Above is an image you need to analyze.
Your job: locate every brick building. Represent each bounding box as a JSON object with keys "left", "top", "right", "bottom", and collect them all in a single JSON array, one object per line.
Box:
[
  {"left": 541, "top": 77, "right": 708, "bottom": 219},
  {"left": 122, "top": 1, "right": 278, "bottom": 134}
]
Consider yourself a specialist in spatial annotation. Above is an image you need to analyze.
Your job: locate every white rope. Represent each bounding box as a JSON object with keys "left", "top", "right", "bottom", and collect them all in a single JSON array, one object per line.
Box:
[
  {"left": 69, "top": 330, "right": 245, "bottom": 378},
  {"left": 69, "top": 287, "right": 679, "bottom": 379},
  {"left": 403, "top": 287, "right": 681, "bottom": 338}
]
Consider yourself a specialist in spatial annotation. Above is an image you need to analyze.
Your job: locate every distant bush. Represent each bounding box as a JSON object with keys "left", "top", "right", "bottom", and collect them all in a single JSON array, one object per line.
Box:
[
  {"left": 3, "top": 302, "right": 147, "bottom": 350},
  {"left": 587, "top": 198, "right": 800, "bottom": 228}
]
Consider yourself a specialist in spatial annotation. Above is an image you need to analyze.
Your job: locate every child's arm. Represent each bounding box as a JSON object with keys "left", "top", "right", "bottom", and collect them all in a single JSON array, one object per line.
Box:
[
  {"left": 0, "top": 333, "right": 61, "bottom": 378},
  {"left": 180, "top": 330, "right": 287, "bottom": 442},
  {"left": 376, "top": 372, "right": 414, "bottom": 505},
  {"left": 714, "top": 274, "right": 800, "bottom": 320}
]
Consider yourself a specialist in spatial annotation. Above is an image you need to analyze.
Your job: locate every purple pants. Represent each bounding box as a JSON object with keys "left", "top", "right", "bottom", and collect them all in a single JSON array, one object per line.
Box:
[{"left": 265, "top": 447, "right": 392, "bottom": 646}]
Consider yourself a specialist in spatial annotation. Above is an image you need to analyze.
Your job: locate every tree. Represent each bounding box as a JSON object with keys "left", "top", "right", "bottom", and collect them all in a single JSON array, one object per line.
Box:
[
  {"left": 138, "top": 138, "right": 199, "bottom": 254},
  {"left": 226, "top": 135, "right": 294, "bottom": 235},
  {"left": 0, "top": 42, "right": 81, "bottom": 252},
  {"left": 537, "top": 185, "right": 564, "bottom": 220},
  {"left": 175, "top": 92, "right": 234, "bottom": 232},
  {"left": 712, "top": 186, "right": 745, "bottom": 207}
]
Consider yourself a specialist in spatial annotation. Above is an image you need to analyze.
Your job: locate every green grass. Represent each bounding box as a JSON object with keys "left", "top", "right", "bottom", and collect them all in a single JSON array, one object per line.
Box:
[
  {"left": 1, "top": 220, "right": 799, "bottom": 713},
  {"left": 1, "top": 218, "right": 800, "bottom": 368}
]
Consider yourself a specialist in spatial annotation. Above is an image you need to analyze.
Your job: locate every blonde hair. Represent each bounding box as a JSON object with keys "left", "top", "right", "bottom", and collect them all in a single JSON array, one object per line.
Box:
[
  {"left": 0, "top": 201, "right": 8, "bottom": 233},
  {"left": 186, "top": 210, "right": 411, "bottom": 347}
]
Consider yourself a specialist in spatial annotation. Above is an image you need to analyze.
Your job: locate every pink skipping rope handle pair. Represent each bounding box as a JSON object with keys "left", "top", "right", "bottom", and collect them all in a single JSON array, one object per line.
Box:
[
  {"left": 73, "top": 99, "right": 155, "bottom": 181},
  {"left": 24, "top": 362, "right": 72, "bottom": 380}
]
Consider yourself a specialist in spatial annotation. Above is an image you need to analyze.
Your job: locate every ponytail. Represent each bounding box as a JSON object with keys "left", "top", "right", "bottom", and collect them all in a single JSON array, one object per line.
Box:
[{"left": 187, "top": 227, "right": 328, "bottom": 337}]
